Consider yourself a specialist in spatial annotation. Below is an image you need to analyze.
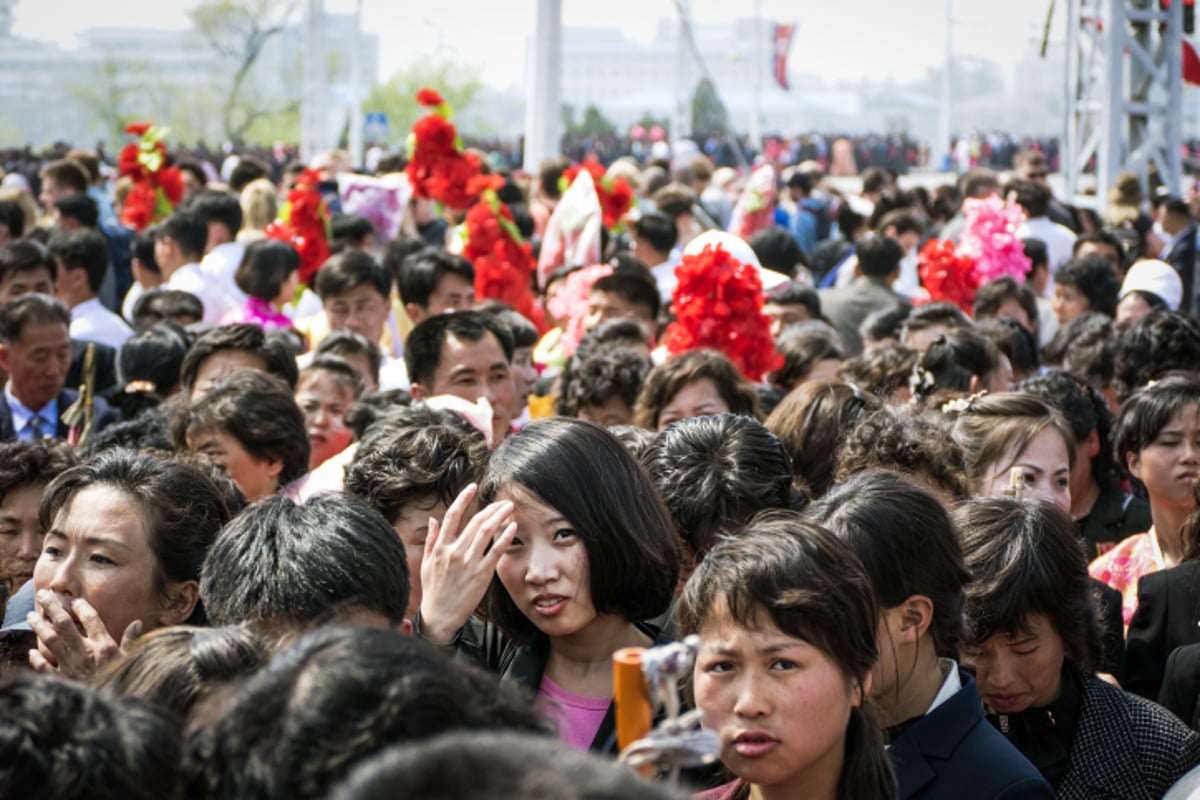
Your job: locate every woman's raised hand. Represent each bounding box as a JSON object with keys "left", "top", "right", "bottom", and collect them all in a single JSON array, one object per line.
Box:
[
  {"left": 27, "top": 590, "right": 142, "bottom": 679},
  {"left": 418, "top": 484, "right": 517, "bottom": 644}
]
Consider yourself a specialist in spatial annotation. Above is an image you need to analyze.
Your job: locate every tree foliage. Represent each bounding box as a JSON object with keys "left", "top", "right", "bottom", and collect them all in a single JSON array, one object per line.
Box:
[
  {"left": 562, "top": 104, "right": 617, "bottom": 138},
  {"left": 691, "top": 78, "right": 729, "bottom": 137},
  {"left": 188, "top": 0, "right": 301, "bottom": 141},
  {"left": 362, "top": 56, "right": 484, "bottom": 147}
]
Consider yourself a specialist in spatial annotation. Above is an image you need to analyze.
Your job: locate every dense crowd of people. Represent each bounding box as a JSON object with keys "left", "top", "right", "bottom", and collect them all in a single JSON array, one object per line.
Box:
[{"left": 4, "top": 119, "right": 1200, "bottom": 800}]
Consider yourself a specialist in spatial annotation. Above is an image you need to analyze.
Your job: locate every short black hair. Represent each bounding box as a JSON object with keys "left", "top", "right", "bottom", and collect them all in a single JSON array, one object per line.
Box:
[
  {"left": 235, "top": 239, "right": 299, "bottom": 301},
  {"left": 955, "top": 497, "right": 1102, "bottom": 672},
  {"left": 771, "top": 322, "right": 844, "bottom": 393},
  {"left": 1113, "top": 310, "right": 1200, "bottom": 402},
  {"left": 590, "top": 273, "right": 660, "bottom": 321},
  {"left": 53, "top": 192, "right": 99, "bottom": 228},
  {"left": 404, "top": 310, "right": 514, "bottom": 389},
  {"left": 179, "top": 322, "right": 300, "bottom": 394},
  {"left": 0, "top": 440, "right": 77, "bottom": 506},
  {"left": 314, "top": 250, "right": 391, "bottom": 300},
  {"left": 912, "top": 328, "right": 1002, "bottom": 402},
  {"left": 345, "top": 421, "right": 487, "bottom": 524},
  {"left": 479, "top": 418, "right": 680, "bottom": 643},
  {"left": 855, "top": 234, "right": 904, "bottom": 279},
  {"left": 227, "top": 156, "right": 269, "bottom": 193},
  {"left": 558, "top": 349, "right": 652, "bottom": 418},
  {"left": 380, "top": 236, "right": 432, "bottom": 289},
  {"left": 131, "top": 226, "right": 159, "bottom": 275},
  {"left": 117, "top": 321, "right": 191, "bottom": 397},
  {"left": 0, "top": 673, "right": 181, "bottom": 800},
  {"left": 973, "top": 276, "right": 1039, "bottom": 328},
  {"left": 156, "top": 211, "right": 208, "bottom": 261},
  {"left": 315, "top": 329, "right": 382, "bottom": 386},
  {"left": 645, "top": 413, "right": 797, "bottom": 555},
  {"left": 1022, "top": 237, "right": 1049, "bottom": 270},
  {"left": 475, "top": 300, "right": 539, "bottom": 349},
  {"left": 1007, "top": 179, "right": 1051, "bottom": 218},
  {"left": 753, "top": 226, "right": 811, "bottom": 280},
  {"left": 396, "top": 249, "right": 475, "bottom": 309},
  {"left": 331, "top": 214, "right": 377, "bottom": 247},
  {"left": 48, "top": 228, "right": 109, "bottom": 293},
  {"left": 193, "top": 626, "right": 549, "bottom": 799},
  {"left": 633, "top": 211, "right": 677, "bottom": 257},
  {"left": 1019, "top": 369, "right": 1117, "bottom": 487},
  {"left": 0, "top": 200, "right": 25, "bottom": 239},
  {"left": 1056, "top": 255, "right": 1121, "bottom": 317},
  {"left": 131, "top": 289, "right": 205, "bottom": 331},
  {"left": 200, "top": 494, "right": 410, "bottom": 630},
  {"left": 0, "top": 292, "right": 70, "bottom": 342},
  {"left": 766, "top": 282, "right": 821, "bottom": 318},
  {"left": 328, "top": 731, "right": 679, "bottom": 800},
  {"left": 0, "top": 240, "right": 53, "bottom": 289},
  {"left": 1112, "top": 375, "right": 1200, "bottom": 472},
  {"left": 180, "top": 370, "right": 310, "bottom": 487}
]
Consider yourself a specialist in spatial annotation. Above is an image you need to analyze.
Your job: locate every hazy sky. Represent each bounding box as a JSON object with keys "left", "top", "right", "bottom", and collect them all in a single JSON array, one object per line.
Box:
[{"left": 12, "top": 0, "right": 1061, "bottom": 88}]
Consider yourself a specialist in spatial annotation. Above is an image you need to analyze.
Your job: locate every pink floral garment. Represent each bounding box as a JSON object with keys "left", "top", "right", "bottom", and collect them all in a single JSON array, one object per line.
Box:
[{"left": 1088, "top": 528, "right": 1165, "bottom": 628}]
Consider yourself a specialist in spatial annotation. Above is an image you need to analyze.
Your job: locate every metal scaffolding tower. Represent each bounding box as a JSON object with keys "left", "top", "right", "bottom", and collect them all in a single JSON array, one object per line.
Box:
[{"left": 1064, "top": 0, "right": 1183, "bottom": 206}]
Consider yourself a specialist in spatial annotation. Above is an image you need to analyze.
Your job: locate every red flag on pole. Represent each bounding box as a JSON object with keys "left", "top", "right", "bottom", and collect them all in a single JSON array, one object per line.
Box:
[
  {"left": 1185, "top": 37, "right": 1200, "bottom": 86},
  {"left": 773, "top": 24, "right": 796, "bottom": 90}
]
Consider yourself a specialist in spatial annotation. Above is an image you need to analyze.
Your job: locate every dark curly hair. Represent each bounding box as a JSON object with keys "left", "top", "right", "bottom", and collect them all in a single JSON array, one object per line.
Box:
[
  {"left": 557, "top": 349, "right": 652, "bottom": 418},
  {"left": 835, "top": 407, "right": 969, "bottom": 501},
  {"left": 1114, "top": 310, "right": 1200, "bottom": 403}
]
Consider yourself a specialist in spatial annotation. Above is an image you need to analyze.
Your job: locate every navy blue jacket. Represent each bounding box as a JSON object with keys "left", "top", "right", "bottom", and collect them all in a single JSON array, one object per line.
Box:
[
  {"left": 0, "top": 388, "right": 120, "bottom": 442},
  {"left": 889, "top": 670, "right": 1054, "bottom": 800}
]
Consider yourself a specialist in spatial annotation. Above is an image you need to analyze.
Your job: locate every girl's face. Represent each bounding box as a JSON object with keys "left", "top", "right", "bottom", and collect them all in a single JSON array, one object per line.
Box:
[
  {"left": 658, "top": 378, "right": 731, "bottom": 431},
  {"left": 983, "top": 427, "right": 1072, "bottom": 512},
  {"left": 33, "top": 485, "right": 188, "bottom": 639},
  {"left": 694, "top": 601, "right": 863, "bottom": 797},
  {"left": 961, "top": 612, "right": 1066, "bottom": 714},
  {"left": 494, "top": 487, "right": 597, "bottom": 639},
  {"left": 1127, "top": 403, "right": 1200, "bottom": 512},
  {"left": 275, "top": 270, "right": 300, "bottom": 307},
  {"left": 187, "top": 427, "right": 281, "bottom": 503},
  {"left": 296, "top": 374, "right": 356, "bottom": 471}
]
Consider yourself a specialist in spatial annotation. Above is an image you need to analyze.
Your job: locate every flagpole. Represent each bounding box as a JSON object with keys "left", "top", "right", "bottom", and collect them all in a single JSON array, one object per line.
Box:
[{"left": 750, "top": 0, "right": 762, "bottom": 154}]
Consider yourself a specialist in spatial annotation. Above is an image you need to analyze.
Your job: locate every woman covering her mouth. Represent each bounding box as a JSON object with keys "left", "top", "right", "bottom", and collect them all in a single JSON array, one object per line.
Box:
[{"left": 680, "top": 511, "right": 897, "bottom": 800}]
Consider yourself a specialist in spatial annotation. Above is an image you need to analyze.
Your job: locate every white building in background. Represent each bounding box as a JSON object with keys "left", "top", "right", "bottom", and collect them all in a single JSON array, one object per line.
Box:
[
  {"left": 0, "top": 3, "right": 376, "bottom": 148},
  {"left": 548, "top": 17, "right": 938, "bottom": 141}
]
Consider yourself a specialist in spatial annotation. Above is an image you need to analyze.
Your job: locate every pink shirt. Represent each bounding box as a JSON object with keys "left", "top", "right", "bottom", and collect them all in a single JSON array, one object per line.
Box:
[
  {"left": 221, "top": 297, "right": 295, "bottom": 331},
  {"left": 538, "top": 675, "right": 609, "bottom": 752},
  {"left": 1089, "top": 528, "right": 1165, "bottom": 628}
]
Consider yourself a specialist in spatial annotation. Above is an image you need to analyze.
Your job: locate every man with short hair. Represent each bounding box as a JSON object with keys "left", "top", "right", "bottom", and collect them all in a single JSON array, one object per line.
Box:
[
  {"left": 404, "top": 310, "right": 516, "bottom": 445},
  {"left": 1013, "top": 149, "right": 1077, "bottom": 232},
  {"left": 0, "top": 240, "right": 120, "bottom": 396},
  {"left": 1157, "top": 197, "right": 1199, "bottom": 314},
  {"left": 190, "top": 190, "right": 248, "bottom": 322},
  {"left": 0, "top": 294, "right": 119, "bottom": 442},
  {"left": 51, "top": 194, "right": 99, "bottom": 232},
  {"left": 583, "top": 273, "right": 659, "bottom": 340},
  {"left": 819, "top": 235, "right": 911, "bottom": 356},
  {"left": 396, "top": 249, "right": 475, "bottom": 326},
  {"left": 1010, "top": 178, "right": 1077, "bottom": 281},
  {"left": 38, "top": 160, "right": 90, "bottom": 222},
  {"left": 156, "top": 211, "right": 222, "bottom": 322},
  {"left": 48, "top": 229, "right": 133, "bottom": 350},
  {"left": 631, "top": 211, "right": 679, "bottom": 304}
]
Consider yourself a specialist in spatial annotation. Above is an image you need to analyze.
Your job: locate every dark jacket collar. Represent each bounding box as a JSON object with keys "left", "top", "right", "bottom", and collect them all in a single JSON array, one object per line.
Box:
[{"left": 888, "top": 669, "right": 981, "bottom": 797}]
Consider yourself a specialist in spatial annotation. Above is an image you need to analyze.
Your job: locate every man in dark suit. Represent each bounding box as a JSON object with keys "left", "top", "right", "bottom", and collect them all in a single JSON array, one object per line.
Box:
[
  {"left": 0, "top": 294, "right": 119, "bottom": 442},
  {"left": 818, "top": 234, "right": 911, "bottom": 355},
  {"left": 1158, "top": 197, "right": 1199, "bottom": 314}
]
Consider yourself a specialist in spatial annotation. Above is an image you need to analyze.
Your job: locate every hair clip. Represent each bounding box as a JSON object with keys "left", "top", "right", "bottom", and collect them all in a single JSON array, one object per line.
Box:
[
  {"left": 908, "top": 365, "right": 936, "bottom": 397},
  {"left": 124, "top": 380, "right": 158, "bottom": 395},
  {"left": 940, "top": 390, "right": 988, "bottom": 415},
  {"left": 844, "top": 381, "right": 865, "bottom": 400}
]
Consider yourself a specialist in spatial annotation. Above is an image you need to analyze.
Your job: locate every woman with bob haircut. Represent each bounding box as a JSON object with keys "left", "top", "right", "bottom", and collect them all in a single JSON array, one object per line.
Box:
[
  {"left": 222, "top": 238, "right": 301, "bottom": 331},
  {"left": 416, "top": 417, "right": 681, "bottom": 754},
  {"left": 955, "top": 496, "right": 1200, "bottom": 798},
  {"left": 25, "top": 449, "right": 231, "bottom": 679},
  {"left": 633, "top": 349, "right": 760, "bottom": 431},
  {"left": 1091, "top": 376, "right": 1200, "bottom": 626},
  {"left": 812, "top": 472, "right": 1053, "bottom": 799},
  {"left": 681, "top": 511, "right": 897, "bottom": 800},
  {"left": 179, "top": 370, "right": 310, "bottom": 503}
]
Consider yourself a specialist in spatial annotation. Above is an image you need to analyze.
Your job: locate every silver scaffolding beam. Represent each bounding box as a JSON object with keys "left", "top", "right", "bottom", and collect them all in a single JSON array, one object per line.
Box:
[{"left": 1064, "top": 0, "right": 1183, "bottom": 207}]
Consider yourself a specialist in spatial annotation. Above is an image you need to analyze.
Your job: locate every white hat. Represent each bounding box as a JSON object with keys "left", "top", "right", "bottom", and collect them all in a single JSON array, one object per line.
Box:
[
  {"left": 1119, "top": 259, "right": 1183, "bottom": 311},
  {"left": 684, "top": 230, "right": 791, "bottom": 292}
]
